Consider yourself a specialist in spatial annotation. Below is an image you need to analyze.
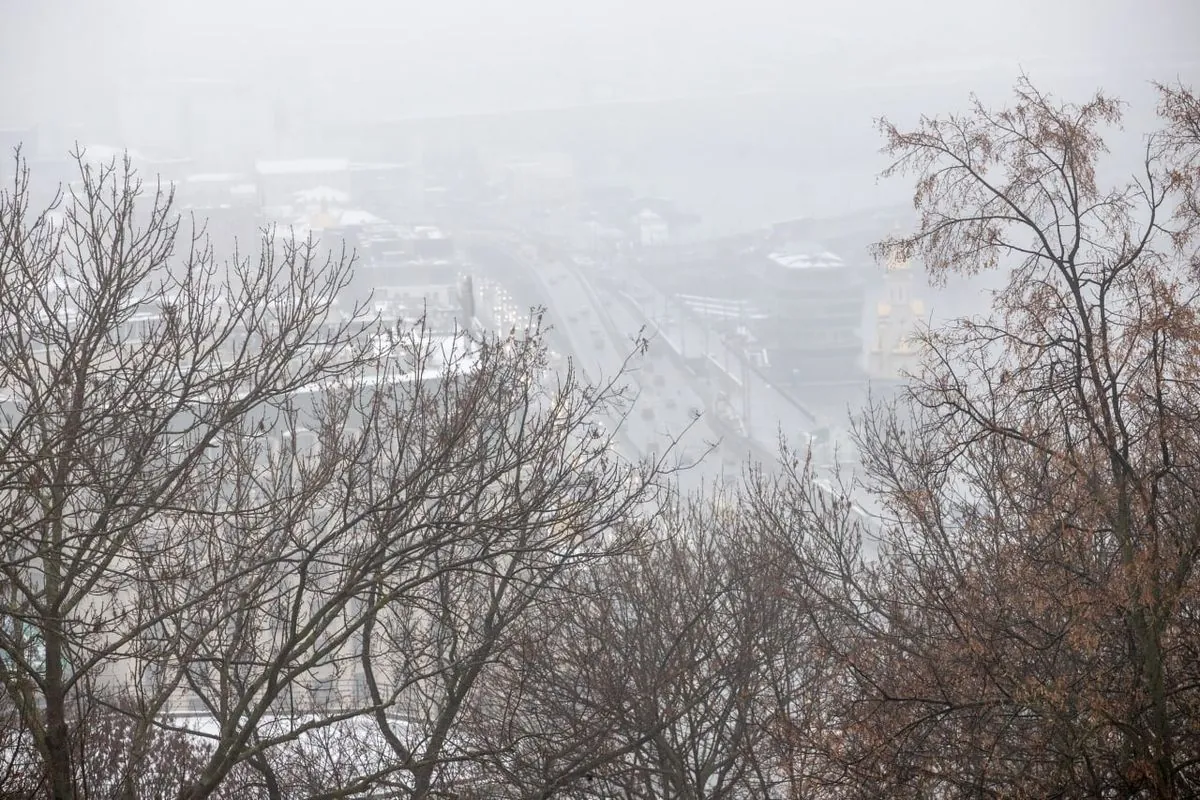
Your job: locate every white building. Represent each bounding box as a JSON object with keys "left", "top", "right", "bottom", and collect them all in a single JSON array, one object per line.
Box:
[
  {"left": 636, "top": 208, "right": 670, "bottom": 246},
  {"left": 255, "top": 158, "right": 351, "bottom": 213}
]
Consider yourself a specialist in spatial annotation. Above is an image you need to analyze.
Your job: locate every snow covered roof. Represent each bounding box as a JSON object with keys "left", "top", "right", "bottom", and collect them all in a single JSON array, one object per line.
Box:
[
  {"left": 339, "top": 209, "right": 383, "bottom": 226},
  {"left": 255, "top": 158, "right": 350, "bottom": 175},
  {"left": 408, "top": 225, "right": 446, "bottom": 239},
  {"left": 291, "top": 208, "right": 383, "bottom": 232},
  {"left": 767, "top": 246, "right": 845, "bottom": 270}
]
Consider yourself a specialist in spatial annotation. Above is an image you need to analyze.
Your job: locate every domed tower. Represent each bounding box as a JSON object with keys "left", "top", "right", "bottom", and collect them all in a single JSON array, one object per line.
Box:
[{"left": 867, "top": 251, "right": 925, "bottom": 382}]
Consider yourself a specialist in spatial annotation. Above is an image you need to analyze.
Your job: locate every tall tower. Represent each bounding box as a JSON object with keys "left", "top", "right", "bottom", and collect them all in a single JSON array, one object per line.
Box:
[{"left": 867, "top": 252, "right": 925, "bottom": 382}]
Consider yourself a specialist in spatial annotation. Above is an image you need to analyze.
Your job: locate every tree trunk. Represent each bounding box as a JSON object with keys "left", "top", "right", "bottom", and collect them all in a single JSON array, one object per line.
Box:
[{"left": 43, "top": 612, "right": 73, "bottom": 800}]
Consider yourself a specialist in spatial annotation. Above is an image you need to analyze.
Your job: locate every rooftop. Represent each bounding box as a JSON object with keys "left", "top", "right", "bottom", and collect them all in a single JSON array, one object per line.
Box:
[
  {"left": 288, "top": 207, "right": 384, "bottom": 236},
  {"left": 767, "top": 244, "right": 846, "bottom": 271},
  {"left": 338, "top": 209, "right": 384, "bottom": 227}
]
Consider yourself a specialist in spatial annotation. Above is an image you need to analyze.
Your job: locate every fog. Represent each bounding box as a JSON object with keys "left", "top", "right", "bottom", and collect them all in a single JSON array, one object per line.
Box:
[
  {"left": 2, "top": 0, "right": 1198, "bottom": 475},
  {"left": 6, "top": 1, "right": 1197, "bottom": 127},
  {"left": 4, "top": 2, "right": 1196, "bottom": 220}
]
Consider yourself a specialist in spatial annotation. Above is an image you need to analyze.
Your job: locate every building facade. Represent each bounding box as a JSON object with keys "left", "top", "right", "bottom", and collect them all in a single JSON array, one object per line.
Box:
[
  {"left": 867, "top": 253, "right": 925, "bottom": 383},
  {"left": 749, "top": 244, "right": 865, "bottom": 386}
]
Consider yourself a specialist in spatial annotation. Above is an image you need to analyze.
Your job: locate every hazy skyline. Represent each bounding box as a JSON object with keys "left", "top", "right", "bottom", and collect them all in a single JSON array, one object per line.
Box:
[
  {"left": 2, "top": 1, "right": 1197, "bottom": 240},
  {"left": 3, "top": 0, "right": 1197, "bottom": 131}
]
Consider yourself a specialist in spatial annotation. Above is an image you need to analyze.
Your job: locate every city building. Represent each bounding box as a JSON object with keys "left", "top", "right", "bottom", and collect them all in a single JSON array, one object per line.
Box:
[
  {"left": 255, "top": 158, "right": 351, "bottom": 213},
  {"left": 675, "top": 294, "right": 764, "bottom": 325},
  {"left": 867, "top": 253, "right": 925, "bottom": 383},
  {"left": 349, "top": 161, "right": 421, "bottom": 221},
  {"left": 284, "top": 186, "right": 384, "bottom": 251},
  {"left": 499, "top": 153, "right": 577, "bottom": 207},
  {"left": 179, "top": 179, "right": 263, "bottom": 259},
  {"left": 180, "top": 172, "right": 258, "bottom": 209},
  {"left": 636, "top": 208, "right": 670, "bottom": 246},
  {"left": 748, "top": 242, "right": 866, "bottom": 387},
  {"left": 352, "top": 225, "right": 469, "bottom": 332}
]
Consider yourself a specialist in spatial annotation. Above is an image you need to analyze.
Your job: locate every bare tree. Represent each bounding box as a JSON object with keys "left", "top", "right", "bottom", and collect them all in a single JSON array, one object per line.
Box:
[
  {"left": 467, "top": 483, "right": 816, "bottom": 800},
  {"left": 767, "top": 77, "right": 1200, "bottom": 798},
  {"left": 1157, "top": 81, "right": 1200, "bottom": 268},
  {"left": 0, "top": 146, "right": 374, "bottom": 799},
  {"left": 0, "top": 150, "right": 667, "bottom": 799}
]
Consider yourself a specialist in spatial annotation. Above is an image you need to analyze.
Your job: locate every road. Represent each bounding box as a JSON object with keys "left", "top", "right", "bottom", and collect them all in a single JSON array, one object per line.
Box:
[
  {"left": 593, "top": 269, "right": 825, "bottom": 455},
  {"left": 466, "top": 232, "right": 885, "bottom": 532},
  {"left": 466, "top": 239, "right": 690, "bottom": 483},
  {"left": 579, "top": 260, "right": 886, "bottom": 527},
  {"left": 471, "top": 264, "right": 644, "bottom": 463},
  {"left": 467, "top": 237, "right": 743, "bottom": 494},
  {"left": 580, "top": 267, "right": 752, "bottom": 486}
]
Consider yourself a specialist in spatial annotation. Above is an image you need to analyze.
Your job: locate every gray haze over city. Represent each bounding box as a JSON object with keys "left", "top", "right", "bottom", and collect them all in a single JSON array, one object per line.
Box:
[
  {"left": 7, "top": 3, "right": 1200, "bottom": 796},
  {"left": 2, "top": 0, "right": 1198, "bottom": 490}
]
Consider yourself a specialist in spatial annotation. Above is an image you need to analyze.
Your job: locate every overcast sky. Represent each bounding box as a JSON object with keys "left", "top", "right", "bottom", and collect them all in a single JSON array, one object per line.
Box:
[
  {"left": 3, "top": 0, "right": 1197, "bottom": 130},
  {"left": 1, "top": 1, "right": 1197, "bottom": 314}
]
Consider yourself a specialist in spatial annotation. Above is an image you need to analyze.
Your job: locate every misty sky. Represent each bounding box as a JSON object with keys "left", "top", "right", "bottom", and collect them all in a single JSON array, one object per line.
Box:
[
  {"left": 3, "top": 0, "right": 1197, "bottom": 130},
  {"left": 2, "top": 0, "right": 1197, "bottom": 239}
]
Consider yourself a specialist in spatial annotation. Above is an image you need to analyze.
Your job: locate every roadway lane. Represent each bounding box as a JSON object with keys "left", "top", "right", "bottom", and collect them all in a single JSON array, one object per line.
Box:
[
  {"left": 601, "top": 284, "right": 757, "bottom": 451},
  {"left": 466, "top": 239, "right": 659, "bottom": 467},
  {"left": 603, "top": 270, "right": 818, "bottom": 454},
  {"left": 543, "top": 260, "right": 748, "bottom": 493}
]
